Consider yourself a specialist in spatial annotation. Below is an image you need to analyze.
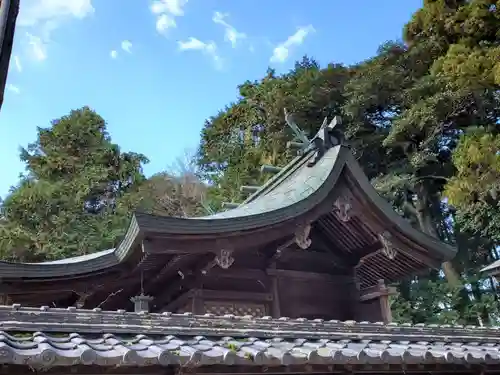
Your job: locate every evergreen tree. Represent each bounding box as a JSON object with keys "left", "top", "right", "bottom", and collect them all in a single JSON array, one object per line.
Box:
[
  {"left": 0, "top": 107, "right": 149, "bottom": 261},
  {"left": 196, "top": 0, "right": 500, "bottom": 324},
  {"left": 197, "top": 57, "right": 350, "bottom": 209}
]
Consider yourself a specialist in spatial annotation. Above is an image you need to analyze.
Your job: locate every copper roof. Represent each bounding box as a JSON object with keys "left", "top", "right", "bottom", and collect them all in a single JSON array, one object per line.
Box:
[
  {"left": 0, "top": 146, "right": 457, "bottom": 279},
  {"left": 0, "top": 305, "right": 499, "bottom": 369}
]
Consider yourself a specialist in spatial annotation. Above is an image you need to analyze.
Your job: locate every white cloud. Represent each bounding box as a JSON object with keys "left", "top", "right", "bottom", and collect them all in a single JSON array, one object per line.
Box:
[
  {"left": 18, "top": 0, "right": 95, "bottom": 61},
  {"left": 6, "top": 84, "right": 20, "bottom": 94},
  {"left": 26, "top": 33, "right": 47, "bottom": 61},
  {"left": 110, "top": 50, "right": 118, "bottom": 59},
  {"left": 212, "top": 12, "right": 246, "bottom": 48},
  {"left": 155, "top": 14, "right": 176, "bottom": 33},
  {"left": 150, "top": 0, "right": 188, "bottom": 35},
  {"left": 121, "top": 40, "right": 132, "bottom": 53},
  {"left": 270, "top": 25, "right": 315, "bottom": 63},
  {"left": 19, "top": 0, "right": 94, "bottom": 26},
  {"left": 13, "top": 56, "right": 22, "bottom": 72},
  {"left": 178, "top": 37, "right": 222, "bottom": 69}
]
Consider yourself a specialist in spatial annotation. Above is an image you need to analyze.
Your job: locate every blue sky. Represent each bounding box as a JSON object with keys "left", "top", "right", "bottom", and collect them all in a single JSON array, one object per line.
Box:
[{"left": 0, "top": 0, "right": 422, "bottom": 197}]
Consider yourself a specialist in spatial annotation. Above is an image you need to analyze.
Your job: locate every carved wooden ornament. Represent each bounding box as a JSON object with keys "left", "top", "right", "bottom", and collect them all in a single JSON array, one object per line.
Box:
[
  {"left": 378, "top": 231, "right": 397, "bottom": 260},
  {"left": 215, "top": 249, "right": 235, "bottom": 269},
  {"left": 294, "top": 224, "right": 312, "bottom": 249},
  {"left": 333, "top": 196, "right": 354, "bottom": 222}
]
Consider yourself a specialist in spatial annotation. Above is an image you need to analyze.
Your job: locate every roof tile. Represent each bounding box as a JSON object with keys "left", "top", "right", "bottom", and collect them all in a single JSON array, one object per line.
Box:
[{"left": 0, "top": 305, "right": 499, "bottom": 368}]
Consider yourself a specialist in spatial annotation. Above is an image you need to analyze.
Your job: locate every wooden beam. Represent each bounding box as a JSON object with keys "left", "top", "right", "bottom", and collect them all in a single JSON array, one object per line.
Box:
[
  {"left": 0, "top": 271, "right": 134, "bottom": 294},
  {"left": 359, "top": 283, "right": 397, "bottom": 302},
  {"left": 143, "top": 254, "right": 199, "bottom": 294},
  {"left": 266, "top": 268, "right": 354, "bottom": 283},
  {"left": 142, "top": 217, "right": 319, "bottom": 255},
  {"left": 207, "top": 268, "right": 268, "bottom": 280},
  {"left": 261, "top": 165, "right": 282, "bottom": 174},
  {"left": 142, "top": 240, "right": 191, "bottom": 255},
  {"left": 150, "top": 254, "right": 214, "bottom": 312},
  {"left": 279, "top": 248, "right": 352, "bottom": 269},
  {"left": 221, "top": 202, "right": 239, "bottom": 209},
  {"left": 240, "top": 185, "right": 260, "bottom": 194},
  {"left": 161, "top": 290, "right": 195, "bottom": 313},
  {"left": 197, "top": 289, "right": 273, "bottom": 302},
  {"left": 391, "top": 235, "right": 443, "bottom": 269},
  {"left": 151, "top": 275, "right": 194, "bottom": 312}
]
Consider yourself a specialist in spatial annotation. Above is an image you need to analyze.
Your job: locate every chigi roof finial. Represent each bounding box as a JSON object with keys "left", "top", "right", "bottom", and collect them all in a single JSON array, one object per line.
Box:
[
  {"left": 307, "top": 114, "right": 347, "bottom": 167},
  {"left": 284, "top": 108, "right": 310, "bottom": 149}
]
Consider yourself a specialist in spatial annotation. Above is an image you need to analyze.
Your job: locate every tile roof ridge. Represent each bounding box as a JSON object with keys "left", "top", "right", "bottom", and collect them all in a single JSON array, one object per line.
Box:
[{"left": 1, "top": 305, "right": 499, "bottom": 338}]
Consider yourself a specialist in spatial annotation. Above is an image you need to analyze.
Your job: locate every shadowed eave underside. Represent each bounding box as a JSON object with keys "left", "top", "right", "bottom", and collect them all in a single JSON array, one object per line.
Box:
[{"left": 0, "top": 146, "right": 457, "bottom": 278}]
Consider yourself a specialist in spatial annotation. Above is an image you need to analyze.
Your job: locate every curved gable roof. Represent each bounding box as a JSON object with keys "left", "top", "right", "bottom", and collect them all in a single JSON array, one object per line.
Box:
[{"left": 0, "top": 145, "right": 456, "bottom": 278}]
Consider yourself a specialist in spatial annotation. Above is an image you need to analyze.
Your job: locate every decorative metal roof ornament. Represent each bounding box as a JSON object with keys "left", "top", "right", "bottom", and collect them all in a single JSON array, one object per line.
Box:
[
  {"left": 284, "top": 108, "right": 310, "bottom": 146},
  {"left": 333, "top": 195, "right": 354, "bottom": 222},
  {"left": 294, "top": 224, "right": 312, "bottom": 249},
  {"left": 307, "top": 115, "right": 346, "bottom": 167},
  {"left": 379, "top": 231, "right": 397, "bottom": 260},
  {"left": 215, "top": 249, "right": 235, "bottom": 269}
]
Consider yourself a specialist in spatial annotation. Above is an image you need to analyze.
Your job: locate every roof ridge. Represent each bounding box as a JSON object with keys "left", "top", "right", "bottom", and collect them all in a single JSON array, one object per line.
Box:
[
  {"left": 1, "top": 304, "right": 499, "bottom": 338},
  {"left": 241, "top": 151, "right": 313, "bottom": 204}
]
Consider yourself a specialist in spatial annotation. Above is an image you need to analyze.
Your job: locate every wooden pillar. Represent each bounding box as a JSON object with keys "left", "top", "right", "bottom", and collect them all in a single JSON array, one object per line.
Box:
[
  {"left": 0, "top": 294, "right": 11, "bottom": 305},
  {"left": 192, "top": 289, "right": 205, "bottom": 314},
  {"left": 270, "top": 275, "right": 281, "bottom": 318},
  {"left": 377, "top": 279, "right": 393, "bottom": 323},
  {"left": 267, "top": 263, "right": 281, "bottom": 318},
  {"left": 358, "top": 279, "right": 397, "bottom": 323}
]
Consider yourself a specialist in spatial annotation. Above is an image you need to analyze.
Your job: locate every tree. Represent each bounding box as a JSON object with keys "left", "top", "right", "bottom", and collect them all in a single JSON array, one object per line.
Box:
[
  {"left": 445, "top": 128, "right": 500, "bottom": 244},
  {"left": 0, "top": 107, "right": 148, "bottom": 261},
  {"left": 195, "top": 0, "right": 500, "bottom": 325},
  {"left": 197, "top": 57, "right": 351, "bottom": 209},
  {"left": 138, "top": 150, "right": 211, "bottom": 218},
  {"left": 353, "top": 0, "right": 500, "bottom": 323}
]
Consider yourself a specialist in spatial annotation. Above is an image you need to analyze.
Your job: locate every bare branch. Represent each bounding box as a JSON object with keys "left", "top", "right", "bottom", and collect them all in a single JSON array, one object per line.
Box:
[{"left": 96, "top": 289, "right": 123, "bottom": 308}]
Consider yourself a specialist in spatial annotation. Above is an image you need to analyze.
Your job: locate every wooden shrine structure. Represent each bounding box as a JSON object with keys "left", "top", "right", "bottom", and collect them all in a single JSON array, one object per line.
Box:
[
  {"left": 0, "top": 113, "right": 498, "bottom": 374},
  {"left": 0, "top": 115, "right": 456, "bottom": 323}
]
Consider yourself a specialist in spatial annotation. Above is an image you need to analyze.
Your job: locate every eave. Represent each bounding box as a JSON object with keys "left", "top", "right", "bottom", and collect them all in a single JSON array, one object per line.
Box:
[{"left": 0, "top": 145, "right": 456, "bottom": 281}]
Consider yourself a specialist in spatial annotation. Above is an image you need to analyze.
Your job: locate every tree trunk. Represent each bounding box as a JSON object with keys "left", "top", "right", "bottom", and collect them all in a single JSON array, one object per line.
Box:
[{"left": 414, "top": 191, "right": 461, "bottom": 286}]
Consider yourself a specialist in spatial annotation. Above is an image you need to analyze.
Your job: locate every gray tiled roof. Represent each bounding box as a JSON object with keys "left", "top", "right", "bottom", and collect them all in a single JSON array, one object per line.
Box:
[{"left": 0, "top": 305, "right": 499, "bottom": 369}]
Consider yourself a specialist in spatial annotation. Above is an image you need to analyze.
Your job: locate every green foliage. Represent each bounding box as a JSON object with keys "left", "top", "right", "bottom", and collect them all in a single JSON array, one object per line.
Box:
[
  {"left": 138, "top": 172, "right": 209, "bottom": 218},
  {"left": 445, "top": 129, "right": 500, "bottom": 243},
  {"left": 195, "top": 0, "right": 500, "bottom": 324},
  {"left": 0, "top": 107, "right": 149, "bottom": 261},
  {"left": 197, "top": 57, "right": 350, "bottom": 208},
  {"left": 391, "top": 279, "right": 461, "bottom": 324},
  {"left": 1, "top": 0, "right": 499, "bottom": 325}
]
